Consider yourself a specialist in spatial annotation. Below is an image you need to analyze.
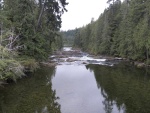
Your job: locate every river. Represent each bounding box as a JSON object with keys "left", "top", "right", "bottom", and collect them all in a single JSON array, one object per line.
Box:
[{"left": 0, "top": 47, "right": 150, "bottom": 113}]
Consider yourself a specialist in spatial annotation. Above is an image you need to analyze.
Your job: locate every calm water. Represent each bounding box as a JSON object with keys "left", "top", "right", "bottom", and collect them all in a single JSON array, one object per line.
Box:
[
  {"left": 52, "top": 65, "right": 123, "bottom": 113},
  {"left": 1, "top": 62, "right": 150, "bottom": 113}
]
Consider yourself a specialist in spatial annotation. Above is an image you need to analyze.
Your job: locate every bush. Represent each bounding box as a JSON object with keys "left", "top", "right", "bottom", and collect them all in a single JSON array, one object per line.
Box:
[{"left": 0, "top": 59, "right": 25, "bottom": 81}]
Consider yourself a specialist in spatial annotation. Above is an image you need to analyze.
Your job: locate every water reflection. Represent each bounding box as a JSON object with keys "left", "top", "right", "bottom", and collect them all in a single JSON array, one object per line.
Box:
[
  {"left": 1, "top": 62, "right": 150, "bottom": 113},
  {"left": 52, "top": 65, "right": 124, "bottom": 113},
  {"left": 52, "top": 65, "right": 105, "bottom": 113},
  {"left": 86, "top": 63, "right": 150, "bottom": 113},
  {"left": 0, "top": 66, "right": 61, "bottom": 113}
]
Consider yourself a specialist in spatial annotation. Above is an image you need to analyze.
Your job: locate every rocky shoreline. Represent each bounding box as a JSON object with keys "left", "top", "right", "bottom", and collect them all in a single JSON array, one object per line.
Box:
[
  {"left": 41, "top": 48, "right": 149, "bottom": 68},
  {"left": 2, "top": 48, "right": 148, "bottom": 87},
  {"left": 41, "top": 48, "right": 124, "bottom": 67}
]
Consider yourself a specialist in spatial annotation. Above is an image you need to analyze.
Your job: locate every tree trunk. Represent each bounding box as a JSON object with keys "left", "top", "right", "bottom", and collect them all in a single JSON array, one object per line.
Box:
[
  {"left": 0, "top": 22, "right": 3, "bottom": 59},
  {"left": 0, "top": 22, "right": 2, "bottom": 46},
  {"left": 36, "top": 0, "right": 45, "bottom": 31}
]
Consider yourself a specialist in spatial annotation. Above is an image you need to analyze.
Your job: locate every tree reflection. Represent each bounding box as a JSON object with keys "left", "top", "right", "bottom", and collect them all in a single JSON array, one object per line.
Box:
[
  {"left": 0, "top": 66, "right": 60, "bottom": 113},
  {"left": 86, "top": 63, "right": 150, "bottom": 113}
]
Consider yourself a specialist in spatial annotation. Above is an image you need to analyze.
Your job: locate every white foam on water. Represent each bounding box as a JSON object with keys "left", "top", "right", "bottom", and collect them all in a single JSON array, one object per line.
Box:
[
  {"left": 63, "top": 47, "right": 72, "bottom": 51},
  {"left": 68, "top": 56, "right": 106, "bottom": 62},
  {"left": 80, "top": 56, "right": 106, "bottom": 62},
  {"left": 51, "top": 47, "right": 115, "bottom": 66}
]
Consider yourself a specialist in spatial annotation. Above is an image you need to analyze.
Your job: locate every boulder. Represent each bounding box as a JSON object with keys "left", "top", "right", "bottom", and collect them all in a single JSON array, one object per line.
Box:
[{"left": 66, "top": 58, "right": 76, "bottom": 62}]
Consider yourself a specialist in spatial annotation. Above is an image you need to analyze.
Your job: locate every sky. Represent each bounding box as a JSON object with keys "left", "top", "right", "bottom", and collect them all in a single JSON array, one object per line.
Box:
[{"left": 61, "top": 0, "right": 109, "bottom": 31}]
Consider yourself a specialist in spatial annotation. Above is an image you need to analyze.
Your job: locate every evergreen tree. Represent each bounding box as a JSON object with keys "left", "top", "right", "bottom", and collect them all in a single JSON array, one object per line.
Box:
[
  {"left": 73, "top": 0, "right": 150, "bottom": 64},
  {"left": 2, "top": 0, "right": 67, "bottom": 60},
  {"left": 0, "top": 0, "right": 67, "bottom": 81}
]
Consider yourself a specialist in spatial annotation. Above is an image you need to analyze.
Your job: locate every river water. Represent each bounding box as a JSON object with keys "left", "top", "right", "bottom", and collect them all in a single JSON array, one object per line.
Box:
[{"left": 1, "top": 47, "right": 150, "bottom": 113}]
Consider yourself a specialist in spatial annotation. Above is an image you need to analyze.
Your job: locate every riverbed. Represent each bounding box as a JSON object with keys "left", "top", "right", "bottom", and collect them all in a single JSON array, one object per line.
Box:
[{"left": 0, "top": 47, "right": 150, "bottom": 113}]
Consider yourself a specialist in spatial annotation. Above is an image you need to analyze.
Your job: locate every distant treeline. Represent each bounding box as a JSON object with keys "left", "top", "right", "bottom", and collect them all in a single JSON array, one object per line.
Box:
[
  {"left": 73, "top": 0, "right": 150, "bottom": 63},
  {"left": 60, "top": 30, "right": 76, "bottom": 46}
]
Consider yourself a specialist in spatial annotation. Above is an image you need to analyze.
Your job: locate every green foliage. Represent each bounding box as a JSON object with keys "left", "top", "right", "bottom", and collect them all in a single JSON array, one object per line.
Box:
[
  {"left": 0, "top": 0, "right": 67, "bottom": 81},
  {"left": 0, "top": 46, "right": 39, "bottom": 81},
  {"left": 20, "top": 58, "right": 39, "bottom": 72},
  {"left": 2, "top": 0, "right": 67, "bottom": 60},
  {"left": 0, "top": 44, "right": 23, "bottom": 81},
  {"left": 61, "top": 29, "right": 76, "bottom": 46},
  {"left": 0, "top": 59, "right": 24, "bottom": 81},
  {"left": 0, "top": 66, "right": 61, "bottom": 113},
  {"left": 87, "top": 64, "right": 150, "bottom": 113},
  {"left": 73, "top": 0, "right": 150, "bottom": 62}
]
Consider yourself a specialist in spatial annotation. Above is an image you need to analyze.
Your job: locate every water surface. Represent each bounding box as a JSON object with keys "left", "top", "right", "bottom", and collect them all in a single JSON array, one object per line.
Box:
[
  {"left": 1, "top": 57, "right": 150, "bottom": 113},
  {"left": 0, "top": 67, "right": 61, "bottom": 113},
  {"left": 52, "top": 65, "right": 124, "bottom": 113}
]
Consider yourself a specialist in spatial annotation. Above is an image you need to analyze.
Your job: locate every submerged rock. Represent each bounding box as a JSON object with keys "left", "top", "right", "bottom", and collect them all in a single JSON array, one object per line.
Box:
[
  {"left": 49, "top": 47, "right": 123, "bottom": 66},
  {"left": 66, "top": 58, "right": 77, "bottom": 62},
  {"left": 134, "top": 62, "right": 146, "bottom": 68},
  {"left": 82, "top": 62, "right": 88, "bottom": 64}
]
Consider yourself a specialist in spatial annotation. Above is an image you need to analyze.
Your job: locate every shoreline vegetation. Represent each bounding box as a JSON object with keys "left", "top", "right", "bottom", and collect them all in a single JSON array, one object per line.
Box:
[
  {"left": 0, "top": 46, "right": 149, "bottom": 87},
  {"left": 76, "top": 48, "right": 150, "bottom": 68},
  {"left": 0, "top": 0, "right": 68, "bottom": 85},
  {"left": 42, "top": 47, "right": 150, "bottom": 69},
  {"left": 1, "top": 0, "right": 150, "bottom": 86},
  {"left": 61, "top": 0, "right": 150, "bottom": 67}
]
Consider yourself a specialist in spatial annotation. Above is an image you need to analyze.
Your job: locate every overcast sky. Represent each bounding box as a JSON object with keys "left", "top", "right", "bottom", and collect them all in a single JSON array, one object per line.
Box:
[{"left": 61, "top": 0, "right": 109, "bottom": 31}]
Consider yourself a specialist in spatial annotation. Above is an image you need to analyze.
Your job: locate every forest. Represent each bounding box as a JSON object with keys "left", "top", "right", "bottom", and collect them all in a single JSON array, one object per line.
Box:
[
  {"left": 0, "top": 0, "right": 67, "bottom": 82},
  {"left": 1, "top": 0, "right": 150, "bottom": 82},
  {"left": 1, "top": 0, "right": 150, "bottom": 112},
  {"left": 60, "top": 29, "right": 75, "bottom": 46},
  {"left": 73, "top": 0, "right": 150, "bottom": 64}
]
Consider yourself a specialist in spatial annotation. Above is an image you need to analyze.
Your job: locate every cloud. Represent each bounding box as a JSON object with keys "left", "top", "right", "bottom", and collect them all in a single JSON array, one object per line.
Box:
[{"left": 61, "top": 0, "right": 108, "bottom": 31}]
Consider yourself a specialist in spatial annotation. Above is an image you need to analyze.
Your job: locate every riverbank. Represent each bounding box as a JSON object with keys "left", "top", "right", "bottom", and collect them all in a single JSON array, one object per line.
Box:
[
  {"left": 1, "top": 47, "right": 147, "bottom": 87},
  {"left": 1, "top": 47, "right": 150, "bottom": 113},
  {"left": 46, "top": 47, "right": 149, "bottom": 68},
  {"left": 44, "top": 47, "right": 124, "bottom": 67}
]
